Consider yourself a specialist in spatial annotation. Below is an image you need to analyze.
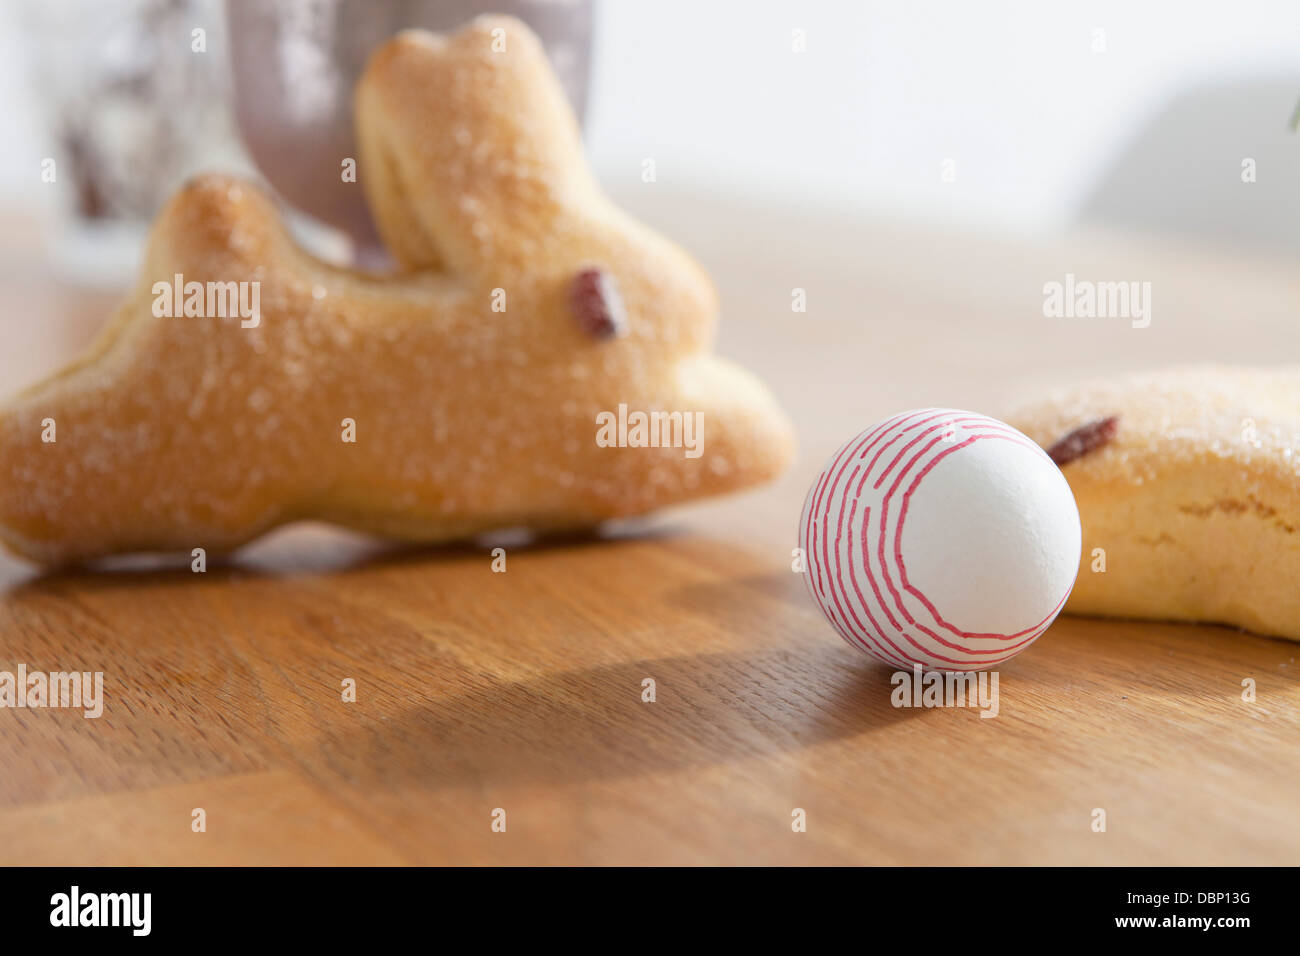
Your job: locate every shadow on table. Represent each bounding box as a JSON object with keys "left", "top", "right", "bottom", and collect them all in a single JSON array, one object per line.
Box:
[
  {"left": 0, "top": 519, "right": 674, "bottom": 594},
  {"left": 294, "top": 643, "right": 920, "bottom": 793}
]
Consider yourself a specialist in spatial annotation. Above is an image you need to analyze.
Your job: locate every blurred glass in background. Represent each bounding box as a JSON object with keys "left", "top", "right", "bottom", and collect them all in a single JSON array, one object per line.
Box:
[
  {"left": 20, "top": 0, "right": 245, "bottom": 282},
  {"left": 17, "top": 0, "right": 591, "bottom": 281}
]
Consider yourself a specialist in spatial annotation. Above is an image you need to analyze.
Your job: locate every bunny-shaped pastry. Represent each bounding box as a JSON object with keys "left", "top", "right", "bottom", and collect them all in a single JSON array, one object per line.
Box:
[{"left": 0, "top": 16, "right": 794, "bottom": 564}]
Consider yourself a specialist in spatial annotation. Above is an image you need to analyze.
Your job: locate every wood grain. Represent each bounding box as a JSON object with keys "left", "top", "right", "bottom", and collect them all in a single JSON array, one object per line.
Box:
[{"left": 1, "top": 192, "right": 1298, "bottom": 864}]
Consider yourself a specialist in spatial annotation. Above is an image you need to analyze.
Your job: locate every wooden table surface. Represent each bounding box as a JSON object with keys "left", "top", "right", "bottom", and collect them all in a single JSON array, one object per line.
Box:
[{"left": 2, "top": 190, "right": 1298, "bottom": 865}]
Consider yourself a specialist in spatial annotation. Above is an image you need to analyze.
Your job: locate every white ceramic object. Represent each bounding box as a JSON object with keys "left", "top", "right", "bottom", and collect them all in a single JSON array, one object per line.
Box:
[{"left": 799, "top": 408, "right": 1081, "bottom": 671}]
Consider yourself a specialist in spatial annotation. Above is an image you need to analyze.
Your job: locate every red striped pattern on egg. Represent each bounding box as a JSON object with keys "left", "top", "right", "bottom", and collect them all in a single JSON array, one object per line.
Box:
[{"left": 799, "top": 408, "right": 1079, "bottom": 672}]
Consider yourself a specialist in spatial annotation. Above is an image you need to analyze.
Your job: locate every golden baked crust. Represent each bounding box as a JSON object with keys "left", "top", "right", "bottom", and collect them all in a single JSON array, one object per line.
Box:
[
  {"left": 0, "top": 16, "right": 794, "bottom": 564},
  {"left": 1008, "top": 365, "right": 1300, "bottom": 641}
]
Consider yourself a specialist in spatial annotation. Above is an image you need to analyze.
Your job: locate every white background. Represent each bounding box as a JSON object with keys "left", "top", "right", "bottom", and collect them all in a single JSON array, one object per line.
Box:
[{"left": 584, "top": 0, "right": 1300, "bottom": 242}]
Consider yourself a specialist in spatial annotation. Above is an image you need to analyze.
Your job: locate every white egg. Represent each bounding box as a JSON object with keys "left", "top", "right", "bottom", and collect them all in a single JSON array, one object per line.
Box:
[{"left": 799, "top": 408, "right": 1081, "bottom": 672}]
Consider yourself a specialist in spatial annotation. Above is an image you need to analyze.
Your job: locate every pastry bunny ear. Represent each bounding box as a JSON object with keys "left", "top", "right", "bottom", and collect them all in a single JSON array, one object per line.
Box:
[{"left": 354, "top": 16, "right": 595, "bottom": 275}]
